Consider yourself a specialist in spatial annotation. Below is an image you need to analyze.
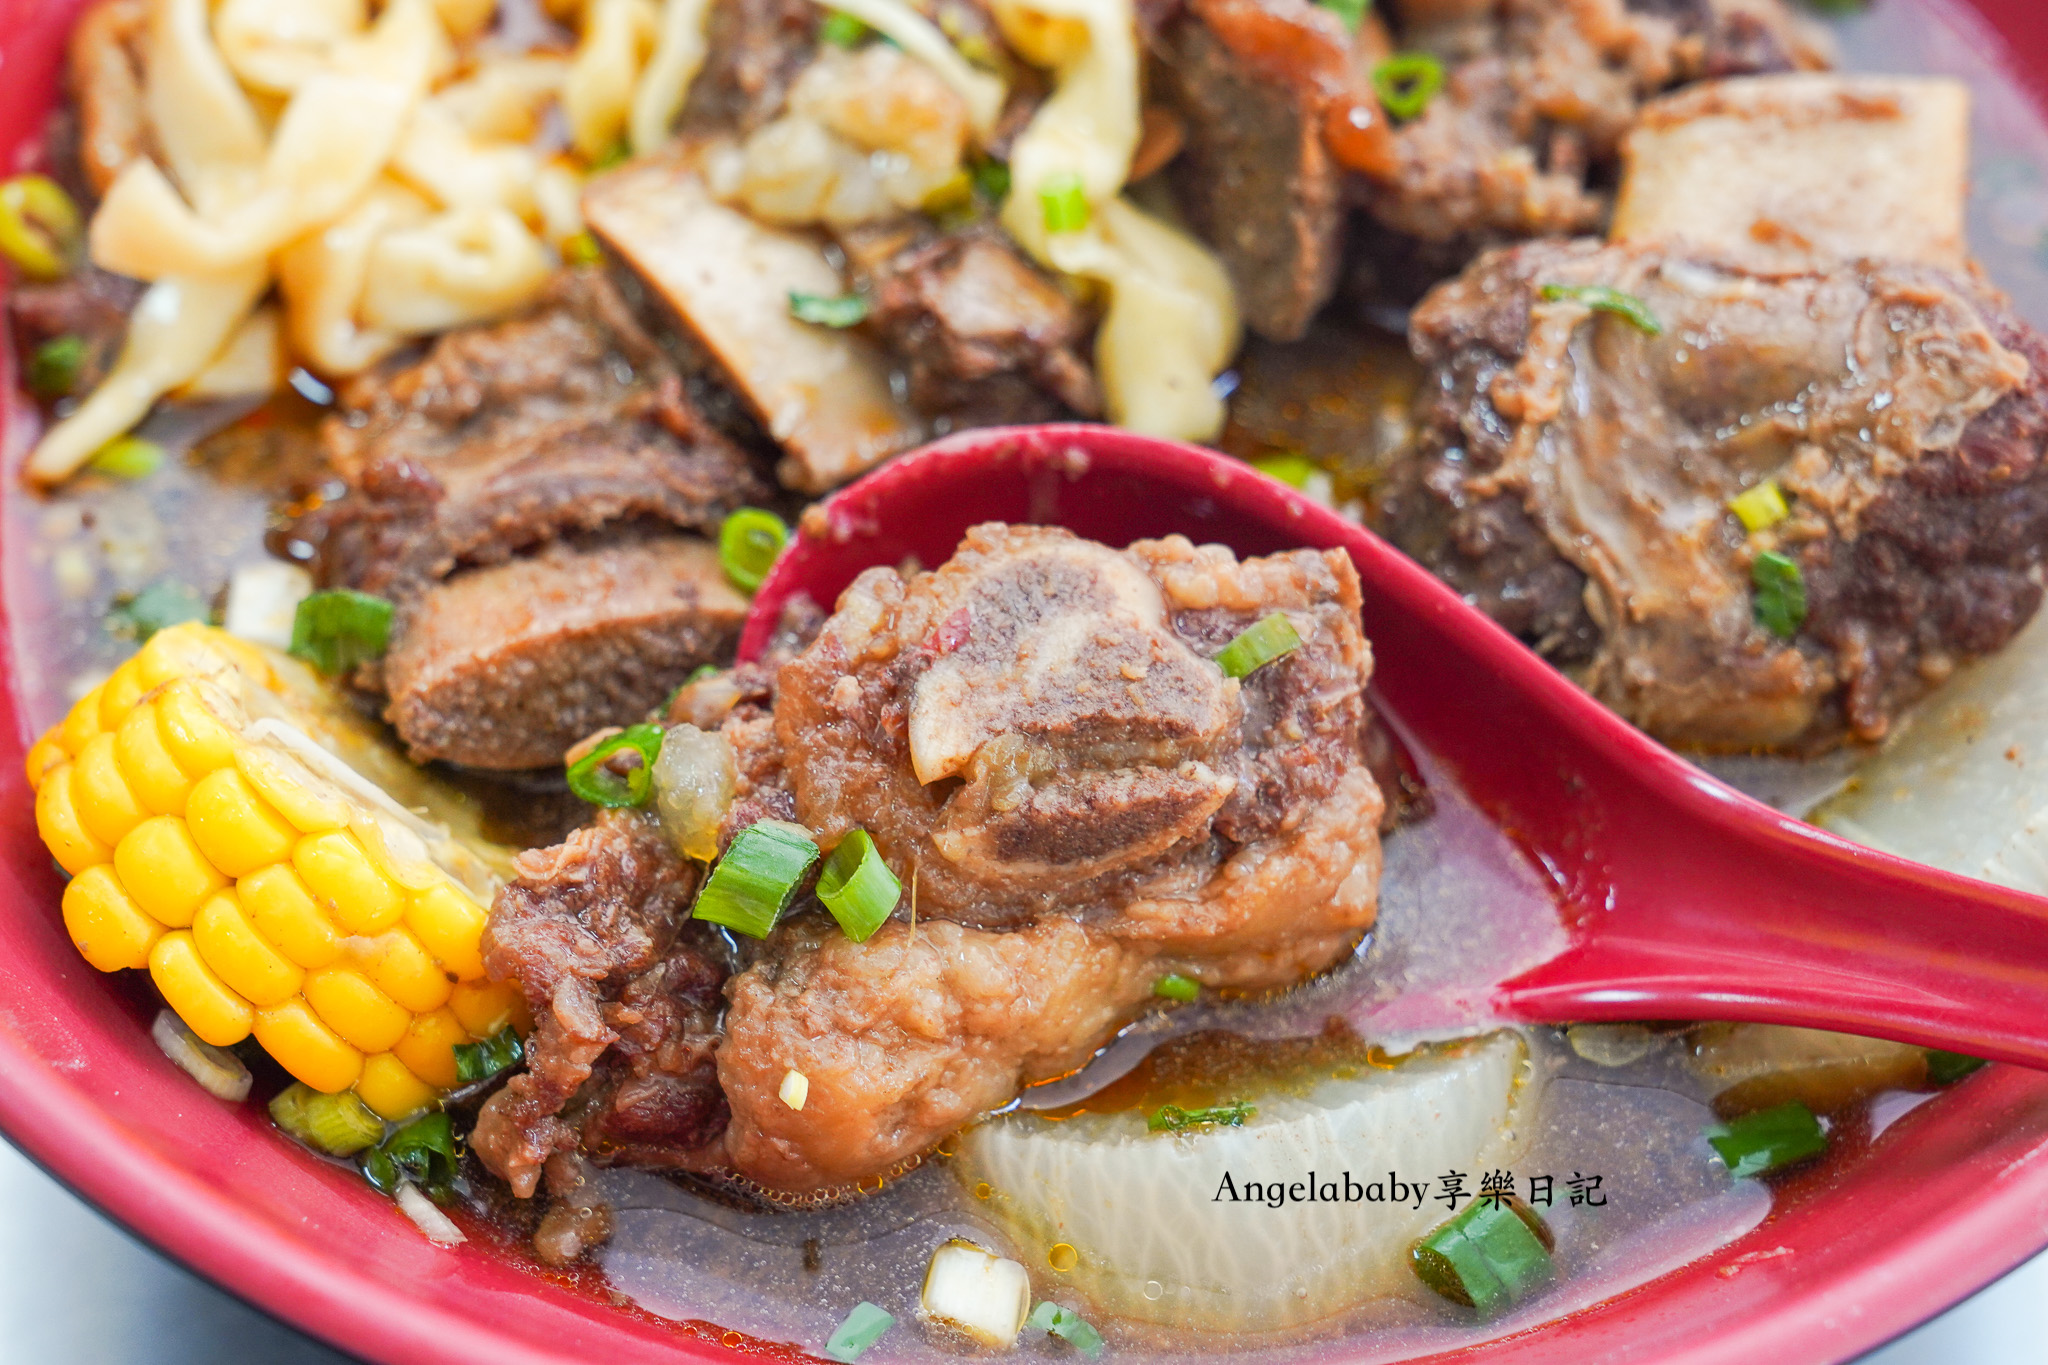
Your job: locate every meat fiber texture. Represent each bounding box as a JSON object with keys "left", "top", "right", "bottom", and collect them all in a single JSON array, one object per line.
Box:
[
  {"left": 1374, "top": 239, "right": 2048, "bottom": 751},
  {"left": 298, "top": 268, "right": 771, "bottom": 768},
  {"left": 476, "top": 526, "right": 1385, "bottom": 1197}
]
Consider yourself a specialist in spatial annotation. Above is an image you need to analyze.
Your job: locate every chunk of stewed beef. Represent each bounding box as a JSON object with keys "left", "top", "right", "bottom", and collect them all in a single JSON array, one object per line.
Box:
[
  {"left": 1374, "top": 238, "right": 2048, "bottom": 750},
  {"left": 473, "top": 810, "right": 722, "bottom": 1199}
]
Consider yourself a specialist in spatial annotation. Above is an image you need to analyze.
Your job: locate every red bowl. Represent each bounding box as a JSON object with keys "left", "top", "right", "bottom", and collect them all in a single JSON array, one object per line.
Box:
[{"left": 6, "top": 2, "right": 2048, "bottom": 1362}]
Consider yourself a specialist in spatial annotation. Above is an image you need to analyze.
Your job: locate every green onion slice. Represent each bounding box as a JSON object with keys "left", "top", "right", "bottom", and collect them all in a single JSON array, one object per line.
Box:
[
  {"left": 88, "top": 436, "right": 165, "bottom": 480},
  {"left": 453, "top": 1026, "right": 524, "bottom": 1084},
  {"left": 1411, "top": 1198, "right": 1555, "bottom": 1317},
  {"left": 694, "top": 821, "right": 821, "bottom": 938},
  {"left": 1926, "top": 1050, "right": 1988, "bottom": 1085},
  {"left": 1728, "top": 479, "right": 1790, "bottom": 533},
  {"left": 1251, "top": 452, "right": 1320, "bottom": 489},
  {"left": 825, "top": 1301, "right": 896, "bottom": 1362},
  {"left": 1153, "top": 972, "right": 1199, "bottom": 1002},
  {"left": 592, "top": 138, "right": 631, "bottom": 171},
  {"left": 1706, "top": 1100, "right": 1827, "bottom": 1178},
  {"left": 788, "top": 291, "right": 870, "bottom": 328},
  {"left": 108, "top": 581, "right": 209, "bottom": 643},
  {"left": 566, "top": 723, "right": 665, "bottom": 808},
  {"left": 1027, "top": 1301, "right": 1106, "bottom": 1357},
  {"left": 1372, "top": 52, "right": 1445, "bottom": 122},
  {"left": 719, "top": 507, "right": 791, "bottom": 592},
  {"left": 562, "top": 230, "right": 604, "bottom": 267},
  {"left": 361, "top": 1111, "right": 461, "bottom": 1200},
  {"left": 819, "top": 9, "right": 871, "bottom": 45},
  {"left": 1215, "top": 612, "right": 1302, "bottom": 678},
  {"left": 1318, "top": 0, "right": 1367, "bottom": 33},
  {"left": 817, "top": 829, "right": 901, "bottom": 942},
  {"left": 1040, "top": 171, "right": 1090, "bottom": 234},
  {"left": 1538, "top": 283, "right": 1664, "bottom": 336},
  {"left": 1750, "top": 550, "right": 1807, "bottom": 639},
  {"left": 290, "top": 588, "right": 396, "bottom": 675},
  {"left": 0, "top": 174, "right": 81, "bottom": 281},
  {"left": 28, "top": 335, "right": 86, "bottom": 398},
  {"left": 269, "top": 1082, "right": 384, "bottom": 1157},
  {"left": 1148, "top": 1098, "right": 1255, "bottom": 1132}
]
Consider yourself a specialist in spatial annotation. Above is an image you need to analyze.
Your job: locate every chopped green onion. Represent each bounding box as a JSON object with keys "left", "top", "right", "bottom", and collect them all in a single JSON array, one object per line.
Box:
[
  {"left": 1372, "top": 52, "right": 1446, "bottom": 122},
  {"left": 1027, "top": 1301, "right": 1105, "bottom": 1357},
  {"left": 1706, "top": 1100, "right": 1827, "bottom": 1178},
  {"left": 972, "top": 156, "right": 1012, "bottom": 204},
  {"left": 1318, "top": 0, "right": 1368, "bottom": 33},
  {"left": 28, "top": 335, "right": 87, "bottom": 397},
  {"left": 1729, "top": 479, "right": 1790, "bottom": 533},
  {"left": 108, "top": 582, "right": 209, "bottom": 643},
  {"left": 1040, "top": 171, "right": 1090, "bottom": 234},
  {"left": 819, "top": 9, "right": 872, "bottom": 45},
  {"left": 694, "top": 821, "right": 821, "bottom": 938},
  {"left": 1411, "top": 1198, "right": 1555, "bottom": 1317},
  {"left": 592, "top": 138, "right": 631, "bottom": 171},
  {"left": 817, "top": 829, "right": 901, "bottom": 942},
  {"left": 566, "top": 723, "right": 665, "bottom": 808},
  {"left": 788, "top": 291, "right": 870, "bottom": 328},
  {"left": 1153, "top": 972, "right": 1199, "bottom": 1002},
  {"left": 719, "top": 506, "right": 791, "bottom": 592},
  {"left": 825, "top": 1302, "right": 896, "bottom": 1362},
  {"left": 453, "top": 1026, "right": 524, "bottom": 1084},
  {"left": 1750, "top": 550, "right": 1807, "bottom": 639},
  {"left": 1925, "top": 1050, "right": 1988, "bottom": 1085},
  {"left": 361, "top": 1111, "right": 461, "bottom": 1200},
  {"left": 88, "top": 436, "right": 164, "bottom": 480},
  {"left": 1538, "top": 282, "right": 1664, "bottom": 336},
  {"left": 1148, "top": 1098, "right": 1255, "bottom": 1132},
  {"left": 1215, "top": 612, "right": 1302, "bottom": 678},
  {"left": 1252, "top": 452, "right": 1319, "bottom": 489},
  {"left": 289, "top": 588, "right": 395, "bottom": 675},
  {"left": 269, "top": 1082, "right": 384, "bottom": 1157},
  {"left": 0, "top": 174, "right": 81, "bottom": 280},
  {"left": 1802, "top": 0, "right": 1866, "bottom": 11},
  {"left": 562, "top": 230, "right": 603, "bottom": 267}
]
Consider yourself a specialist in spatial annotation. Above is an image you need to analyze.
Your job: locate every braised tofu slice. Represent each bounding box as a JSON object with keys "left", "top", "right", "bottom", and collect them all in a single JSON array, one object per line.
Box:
[
  {"left": 584, "top": 160, "right": 926, "bottom": 494},
  {"left": 1613, "top": 74, "right": 1970, "bottom": 268},
  {"left": 383, "top": 535, "right": 749, "bottom": 770}
]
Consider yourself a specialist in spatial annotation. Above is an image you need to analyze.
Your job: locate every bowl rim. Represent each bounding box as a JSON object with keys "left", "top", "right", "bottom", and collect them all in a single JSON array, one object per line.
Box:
[{"left": 6, "top": 0, "right": 2048, "bottom": 1361}]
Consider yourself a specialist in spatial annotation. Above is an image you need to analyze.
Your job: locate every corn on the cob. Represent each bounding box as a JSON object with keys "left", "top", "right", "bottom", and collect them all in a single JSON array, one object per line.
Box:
[{"left": 28, "top": 624, "right": 527, "bottom": 1121}]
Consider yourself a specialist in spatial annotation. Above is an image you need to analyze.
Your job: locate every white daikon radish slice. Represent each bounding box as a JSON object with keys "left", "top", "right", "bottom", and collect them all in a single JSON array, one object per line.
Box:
[{"left": 953, "top": 1031, "right": 1536, "bottom": 1333}]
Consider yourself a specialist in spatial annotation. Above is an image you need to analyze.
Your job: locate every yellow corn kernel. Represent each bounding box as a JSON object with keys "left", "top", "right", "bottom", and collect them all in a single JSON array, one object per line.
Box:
[
  {"left": 236, "top": 747, "right": 349, "bottom": 835},
  {"left": 237, "top": 864, "right": 343, "bottom": 970},
  {"left": 406, "top": 882, "right": 488, "bottom": 981},
  {"left": 134, "top": 623, "right": 227, "bottom": 689},
  {"left": 71, "top": 732, "right": 150, "bottom": 847},
  {"left": 149, "top": 931, "right": 254, "bottom": 1047},
  {"left": 114, "top": 817, "right": 227, "bottom": 926},
  {"left": 193, "top": 890, "right": 304, "bottom": 1008},
  {"left": 294, "top": 830, "right": 404, "bottom": 935},
  {"left": 36, "top": 763, "right": 111, "bottom": 874},
  {"left": 97, "top": 657, "right": 148, "bottom": 731},
  {"left": 393, "top": 1008, "right": 469, "bottom": 1090},
  {"left": 254, "top": 998, "right": 363, "bottom": 1093},
  {"left": 62, "top": 864, "right": 162, "bottom": 971},
  {"left": 304, "top": 966, "right": 411, "bottom": 1053},
  {"left": 114, "top": 701, "right": 193, "bottom": 815},
  {"left": 348, "top": 928, "right": 453, "bottom": 1015},
  {"left": 451, "top": 978, "right": 528, "bottom": 1041},
  {"left": 154, "top": 680, "right": 237, "bottom": 778},
  {"left": 25, "top": 735, "right": 67, "bottom": 787},
  {"left": 58, "top": 686, "right": 105, "bottom": 757},
  {"left": 357, "top": 1053, "right": 436, "bottom": 1121},
  {"left": 187, "top": 768, "right": 297, "bottom": 879}
]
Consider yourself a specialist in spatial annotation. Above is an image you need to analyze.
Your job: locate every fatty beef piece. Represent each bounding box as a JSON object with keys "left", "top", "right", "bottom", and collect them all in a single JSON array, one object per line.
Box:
[
  {"left": 299, "top": 268, "right": 771, "bottom": 771},
  {"left": 1372, "top": 238, "right": 2048, "bottom": 751},
  {"left": 473, "top": 525, "right": 1385, "bottom": 1200}
]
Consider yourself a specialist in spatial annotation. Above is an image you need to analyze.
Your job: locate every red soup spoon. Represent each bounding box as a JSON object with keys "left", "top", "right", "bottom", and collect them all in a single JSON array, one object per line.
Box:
[{"left": 739, "top": 424, "right": 2048, "bottom": 1068}]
